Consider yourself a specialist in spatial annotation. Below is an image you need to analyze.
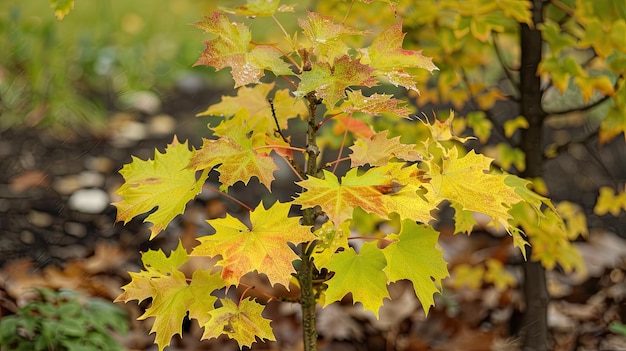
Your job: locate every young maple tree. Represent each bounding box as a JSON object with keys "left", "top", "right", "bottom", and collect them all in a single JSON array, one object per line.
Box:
[
  {"left": 318, "top": 0, "right": 625, "bottom": 349},
  {"left": 108, "top": 1, "right": 578, "bottom": 350}
]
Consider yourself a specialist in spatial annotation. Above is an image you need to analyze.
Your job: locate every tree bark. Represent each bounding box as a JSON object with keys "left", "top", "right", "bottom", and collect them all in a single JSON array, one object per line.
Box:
[
  {"left": 298, "top": 92, "right": 322, "bottom": 351},
  {"left": 518, "top": 1, "right": 549, "bottom": 350}
]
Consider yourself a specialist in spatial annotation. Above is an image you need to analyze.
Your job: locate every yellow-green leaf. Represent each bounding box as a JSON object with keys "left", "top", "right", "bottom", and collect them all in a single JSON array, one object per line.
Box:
[
  {"left": 113, "top": 137, "right": 209, "bottom": 240},
  {"left": 202, "top": 298, "right": 276, "bottom": 348},
  {"left": 115, "top": 242, "right": 226, "bottom": 351}
]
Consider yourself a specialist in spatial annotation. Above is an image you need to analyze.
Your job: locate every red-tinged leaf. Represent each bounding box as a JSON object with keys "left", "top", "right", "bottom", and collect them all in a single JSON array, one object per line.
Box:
[
  {"left": 331, "top": 90, "right": 412, "bottom": 118},
  {"left": 296, "top": 55, "right": 377, "bottom": 107},
  {"left": 322, "top": 242, "right": 390, "bottom": 318},
  {"left": 299, "top": 11, "right": 366, "bottom": 62},
  {"left": 191, "top": 202, "right": 315, "bottom": 288},
  {"left": 221, "top": 0, "right": 294, "bottom": 17},
  {"left": 360, "top": 21, "right": 438, "bottom": 92},
  {"left": 349, "top": 130, "right": 422, "bottom": 167},
  {"left": 188, "top": 118, "right": 279, "bottom": 190},
  {"left": 201, "top": 298, "right": 275, "bottom": 348},
  {"left": 294, "top": 164, "right": 435, "bottom": 226},
  {"left": 294, "top": 169, "right": 386, "bottom": 226},
  {"left": 382, "top": 220, "right": 449, "bottom": 315},
  {"left": 194, "top": 12, "right": 292, "bottom": 87},
  {"left": 332, "top": 116, "right": 375, "bottom": 139},
  {"left": 115, "top": 242, "right": 226, "bottom": 351},
  {"left": 113, "top": 137, "right": 209, "bottom": 240}
]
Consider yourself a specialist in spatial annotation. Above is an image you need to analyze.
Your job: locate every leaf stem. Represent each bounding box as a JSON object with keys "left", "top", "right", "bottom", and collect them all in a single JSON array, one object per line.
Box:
[
  {"left": 252, "top": 145, "right": 307, "bottom": 153},
  {"left": 332, "top": 115, "right": 351, "bottom": 173},
  {"left": 203, "top": 184, "right": 254, "bottom": 212}
]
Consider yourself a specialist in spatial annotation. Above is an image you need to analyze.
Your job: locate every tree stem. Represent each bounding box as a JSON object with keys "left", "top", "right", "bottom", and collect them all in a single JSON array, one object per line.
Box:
[
  {"left": 298, "top": 92, "right": 322, "bottom": 351},
  {"left": 518, "top": 1, "right": 549, "bottom": 350}
]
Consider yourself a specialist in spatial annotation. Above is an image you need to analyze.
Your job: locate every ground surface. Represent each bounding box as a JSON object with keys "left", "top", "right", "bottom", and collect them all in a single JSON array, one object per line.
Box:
[{"left": 1, "top": 87, "right": 625, "bottom": 351}]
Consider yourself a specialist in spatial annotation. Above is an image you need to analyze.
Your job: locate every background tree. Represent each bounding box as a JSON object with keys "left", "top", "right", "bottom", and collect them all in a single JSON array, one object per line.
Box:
[{"left": 320, "top": 0, "right": 625, "bottom": 349}]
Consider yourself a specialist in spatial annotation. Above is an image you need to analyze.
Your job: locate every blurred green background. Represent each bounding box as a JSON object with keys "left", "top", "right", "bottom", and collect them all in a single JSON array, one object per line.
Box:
[{"left": 0, "top": 0, "right": 225, "bottom": 132}]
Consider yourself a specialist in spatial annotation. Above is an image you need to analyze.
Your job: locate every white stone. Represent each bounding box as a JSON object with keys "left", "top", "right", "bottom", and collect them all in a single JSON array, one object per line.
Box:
[{"left": 68, "top": 188, "right": 110, "bottom": 214}]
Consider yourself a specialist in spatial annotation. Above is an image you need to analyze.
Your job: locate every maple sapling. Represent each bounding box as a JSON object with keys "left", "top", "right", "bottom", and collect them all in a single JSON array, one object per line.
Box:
[{"left": 112, "top": 1, "right": 565, "bottom": 350}]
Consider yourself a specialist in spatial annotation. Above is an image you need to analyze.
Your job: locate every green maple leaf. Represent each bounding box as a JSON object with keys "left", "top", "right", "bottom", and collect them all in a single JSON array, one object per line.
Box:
[
  {"left": 295, "top": 55, "right": 377, "bottom": 107},
  {"left": 188, "top": 115, "right": 279, "bottom": 190},
  {"left": 359, "top": 21, "right": 438, "bottom": 92},
  {"left": 194, "top": 11, "right": 293, "bottom": 87},
  {"left": 299, "top": 11, "right": 366, "bottom": 62},
  {"left": 191, "top": 202, "right": 315, "bottom": 288},
  {"left": 113, "top": 137, "right": 209, "bottom": 240},
  {"left": 322, "top": 241, "right": 390, "bottom": 318},
  {"left": 115, "top": 242, "right": 226, "bottom": 351},
  {"left": 382, "top": 220, "right": 449, "bottom": 315},
  {"left": 202, "top": 298, "right": 275, "bottom": 348},
  {"left": 221, "top": 0, "right": 295, "bottom": 17}
]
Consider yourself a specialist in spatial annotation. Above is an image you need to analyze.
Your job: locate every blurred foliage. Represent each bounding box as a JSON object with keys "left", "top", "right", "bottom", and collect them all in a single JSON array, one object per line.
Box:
[
  {"left": 0, "top": 288, "right": 128, "bottom": 351},
  {"left": 0, "top": 0, "right": 222, "bottom": 132}
]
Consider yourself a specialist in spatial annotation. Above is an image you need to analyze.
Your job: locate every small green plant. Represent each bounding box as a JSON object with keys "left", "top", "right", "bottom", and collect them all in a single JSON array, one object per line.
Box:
[{"left": 0, "top": 288, "right": 128, "bottom": 351}]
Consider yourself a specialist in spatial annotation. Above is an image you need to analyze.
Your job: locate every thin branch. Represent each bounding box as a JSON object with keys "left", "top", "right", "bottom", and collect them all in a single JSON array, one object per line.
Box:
[
  {"left": 459, "top": 68, "right": 507, "bottom": 141},
  {"left": 341, "top": 0, "right": 356, "bottom": 24},
  {"left": 492, "top": 33, "right": 521, "bottom": 100},
  {"left": 268, "top": 98, "right": 289, "bottom": 143},
  {"left": 545, "top": 90, "right": 615, "bottom": 116},
  {"left": 323, "top": 156, "right": 351, "bottom": 169}
]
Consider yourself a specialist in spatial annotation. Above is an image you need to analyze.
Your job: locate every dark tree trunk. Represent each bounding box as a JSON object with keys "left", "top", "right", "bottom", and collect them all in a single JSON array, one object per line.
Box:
[{"left": 518, "top": 1, "right": 549, "bottom": 350}]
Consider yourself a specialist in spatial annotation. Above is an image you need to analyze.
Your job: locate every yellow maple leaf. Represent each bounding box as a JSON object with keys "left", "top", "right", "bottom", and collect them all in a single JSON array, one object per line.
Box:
[
  {"left": 202, "top": 298, "right": 275, "bottom": 348},
  {"left": 113, "top": 137, "right": 209, "bottom": 240},
  {"left": 349, "top": 130, "right": 422, "bottom": 167},
  {"left": 425, "top": 147, "right": 523, "bottom": 231},
  {"left": 191, "top": 202, "right": 315, "bottom": 288},
  {"left": 594, "top": 186, "right": 626, "bottom": 216},
  {"left": 451, "top": 263, "right": 485, "bottom": 290},
  {"left": 115, "top": 242, "right": 226, "bottom": 351},
  {"left": 557, "top": 201, "right": 588, "bottom": 239}
]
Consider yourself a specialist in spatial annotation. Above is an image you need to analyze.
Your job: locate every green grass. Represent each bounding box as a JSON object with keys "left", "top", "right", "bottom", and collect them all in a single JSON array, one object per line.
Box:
[{"left": 0, "top": 0, "right": 221, "bottom": 132}]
